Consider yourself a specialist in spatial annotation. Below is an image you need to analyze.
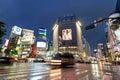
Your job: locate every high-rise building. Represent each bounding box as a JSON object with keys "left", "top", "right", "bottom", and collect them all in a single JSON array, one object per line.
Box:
[
  {"left": 8, "top": 25, "right": 22, "bottom": 49},
  {"left": 52, "top": 15, "right": 83, "bottom": 56},
  {"left": 107, "top": 0, "right": 120, "bottom": 60},
  {"left": 36, "top": 28, "right": 48, "bottom": 58},
  {"left": 83, "top": 37, "right": 91, "bottom": 57},
  {"left": 21, "top": 29, "right": 34, "bottom": 58}
]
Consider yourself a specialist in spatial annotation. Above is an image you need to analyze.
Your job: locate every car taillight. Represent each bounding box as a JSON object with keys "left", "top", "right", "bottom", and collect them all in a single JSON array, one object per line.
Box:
[{"left": 9, "top": 58, "right": 14, "bottom": 62}]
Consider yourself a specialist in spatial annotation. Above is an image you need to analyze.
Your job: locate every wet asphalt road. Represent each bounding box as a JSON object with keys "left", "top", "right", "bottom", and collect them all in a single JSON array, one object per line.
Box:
[{"left": 0, "top": 62, "right": 120, "bottom": 80}]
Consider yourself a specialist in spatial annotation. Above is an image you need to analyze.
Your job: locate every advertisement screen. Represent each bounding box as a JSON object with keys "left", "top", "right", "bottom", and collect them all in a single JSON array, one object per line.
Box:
[
  {"left": 22, "top": 35, "right": 33, "bottom": 41},
  {"left": 37, "top": 41, "right": 46, "bottom": 48},
  {"left": 114, "top": 30, "right": 120, "bottom": 42},
  {"left": 62, "top": 29, "right": 72, "bottom": 40},
  {"left": 4, "top": 39, "right": 9, "bottom": 47},
  {"left": 12, "top": 26, "right": 22, "bottom": 35}
]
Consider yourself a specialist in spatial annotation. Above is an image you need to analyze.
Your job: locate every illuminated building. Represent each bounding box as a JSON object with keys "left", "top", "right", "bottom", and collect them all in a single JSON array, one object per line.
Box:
[
  {"left": 36, "top": 28, "right": 48, "bottom": 58},
  {"left": 21, "top": 29, "right": 35, "bottom": 58},
  {"left": 7, "top": 26, "right": 22, "bottom": 58},
  {"left": 96, "top": 43, "right": 104, "bottom": 58},
  {"left": 4, "top": 25, "right": 23, "bottom": 58},
  {"left": 31, "top": 44, "right": 37, "bottom": 58},
  {"left": 82, "top": 37, "right": 91, "bottom": 57},
  {"left": 52, "top": 15, "right": 83, "bottom": 56},
  {"left": 8, "top": 26, "right": 22, "bottom": 49},
  {"left": 107, "top": 0, "right": 120, "bottom": 60}
]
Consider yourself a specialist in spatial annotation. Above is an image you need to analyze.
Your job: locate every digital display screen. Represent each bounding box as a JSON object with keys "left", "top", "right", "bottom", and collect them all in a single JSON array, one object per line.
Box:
[
  {"left": 114, "top": 30, "right": 120, "bottom": 42},
  {"left": 12, "top": 26, "right": 22, "bottom": 35},
  {"left": 62, "top": 29, "right": 72, "bottom": 40},
  {"left": 37, "top": 41, "right": 46, "bottom": 48}
]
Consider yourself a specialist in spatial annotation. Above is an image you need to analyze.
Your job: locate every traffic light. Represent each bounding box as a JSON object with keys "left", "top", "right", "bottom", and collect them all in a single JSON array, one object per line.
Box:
[
  {"left": 85, "top": 17, "right": 108, "bottom": 30},
  {"left": 85, "top": 24, "right": 95, "bottom": 30}
]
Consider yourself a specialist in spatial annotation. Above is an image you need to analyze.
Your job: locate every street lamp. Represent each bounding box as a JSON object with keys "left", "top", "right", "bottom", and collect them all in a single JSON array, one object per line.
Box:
[
  {"left": 94, "top": 49, "right": 97, "bottom": 58},
  {"left": 85, "top": 11, "right": 120, "bottom": 62}
]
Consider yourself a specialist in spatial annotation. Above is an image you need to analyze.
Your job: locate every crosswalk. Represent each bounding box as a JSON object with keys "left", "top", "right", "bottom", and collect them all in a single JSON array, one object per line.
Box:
[
  {"left": 0, "top": 63, "right": 90, "bottom": 80},
  {"left": 0, "top": 63, "right": 50, "bottom": 80},
  {"left": 0, "top": 63, "right": 114, "bottom": 80}
]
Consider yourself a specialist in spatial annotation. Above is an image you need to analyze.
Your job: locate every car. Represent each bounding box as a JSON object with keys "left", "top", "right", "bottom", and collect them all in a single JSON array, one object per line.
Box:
[
  {"left": 33, "top": 58, "right": 45, "bottom": 62},
  {"left": 50, "top": 52, "right": 75, "bottom": 67},
  {"left": 84, "top": 57, "right": 92, "bottom": 64},
  {"left": 91, "top": 59, "right": 98, "bottom": 64},
  {"left": 0, "top": 57, "right": 15, "bottom": 63},
  {"left": 76, "top": 58, "right": 84, "bottom": 63}
]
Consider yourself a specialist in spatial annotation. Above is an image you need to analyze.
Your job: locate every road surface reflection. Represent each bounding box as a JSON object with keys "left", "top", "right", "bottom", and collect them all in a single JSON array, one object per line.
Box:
[{"left": 0, "top": 62, "right": 115, "bottom": 80}]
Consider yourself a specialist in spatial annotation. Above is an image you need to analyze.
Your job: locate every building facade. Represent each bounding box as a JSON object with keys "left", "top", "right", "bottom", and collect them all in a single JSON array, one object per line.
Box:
[
  {"left": 107, "top": 0, "right": 120, "bottom": 61},
  {"left": 52, "top": 15, "right": 83, "bottom": 56},
  {"left": 21, "top": 29, "right": 35, "bottom": 58},
  {"left": 36, "top": 28, "right": 48, "bottom": 58}
]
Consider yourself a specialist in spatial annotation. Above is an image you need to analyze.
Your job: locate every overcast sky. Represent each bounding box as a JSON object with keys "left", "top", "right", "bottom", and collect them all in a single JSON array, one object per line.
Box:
[{"left": 0, "top": 0, "right": 117, "bottom": 52}]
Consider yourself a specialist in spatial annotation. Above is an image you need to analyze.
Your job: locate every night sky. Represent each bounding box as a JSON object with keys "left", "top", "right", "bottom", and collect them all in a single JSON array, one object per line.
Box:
[{"left": 0, "top": 0, "right": 117, "bottom": 53}]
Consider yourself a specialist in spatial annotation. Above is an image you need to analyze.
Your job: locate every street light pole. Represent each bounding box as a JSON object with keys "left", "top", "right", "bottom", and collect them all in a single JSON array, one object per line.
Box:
[
  {"left": 94, "top": 49, "right": 97, "bottom": 58},
  {"left": 85, "top": 12, "right": 120, "bottom": 31},
  {"left": 85, "top": 11, "right": 120, "bottom": 63}
]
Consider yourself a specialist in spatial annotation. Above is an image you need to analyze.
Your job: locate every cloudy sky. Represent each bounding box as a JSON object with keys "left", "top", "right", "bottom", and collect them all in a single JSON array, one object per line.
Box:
[{"left": 0, "top": 0, "right": 117, "bottom": 53}]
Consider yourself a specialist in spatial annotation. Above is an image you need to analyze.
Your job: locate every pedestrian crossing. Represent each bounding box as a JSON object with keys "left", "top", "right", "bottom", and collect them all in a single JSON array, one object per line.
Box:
[
  {"left": 0, "top": 63, "right": 50, "bottom": 80},
  {"left": 0, "top": 63, "right": 118, "bottom": 80}
]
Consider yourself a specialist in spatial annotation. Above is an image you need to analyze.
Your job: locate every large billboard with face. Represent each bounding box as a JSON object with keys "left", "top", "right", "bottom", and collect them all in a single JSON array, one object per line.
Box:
[
  {"left": 62, "top": 29, "right": 72, "bottom": 40},
  {"left": 58, "top": 22, "right": 77, "bottom": 47}
]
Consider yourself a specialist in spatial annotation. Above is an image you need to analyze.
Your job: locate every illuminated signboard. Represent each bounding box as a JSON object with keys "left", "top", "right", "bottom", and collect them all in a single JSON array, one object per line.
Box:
[
  {"left": 22, "top": 29, "right": 34, "bottom": 41},
  {"left": 62, "top": 29, "right": 72, "bottom": 40},
  {"left": 38, "top": 29, "right": 47, "bottom": 36},
  {"left": 37, "top": 41, "right": 46, "bottom": 48},
  {"left": 22, "top": 36, "right": 33, "bottom": 41},
  {"left": 12, "top": 26, "right": 22, "bottom": 35},
  {"left": 38, "top": 28, "right": 47, "bottom": 40},
  {"left": 4, "top": 39, "right": 9, "bottom": 47},
  {"left": 114, "top": 30, "right": 120, "bottom": 42}
]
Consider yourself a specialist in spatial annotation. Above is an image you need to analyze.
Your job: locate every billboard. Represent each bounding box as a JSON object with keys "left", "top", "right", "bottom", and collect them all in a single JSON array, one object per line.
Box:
[
  {"left": 4, "top": 39, "right": 9, "bottom": 47},
  {"left": 38, "top": 28, "right": 47, "bottom": 40},
  {"left": 21, "top": 29, "right": 34, "bottom": 44},
  {"left": 22, "top": 34, "right": 33, "bottom": 41},
  {"left": 38, "top": 28, "right": 47, "bottom": 36},
  {"left": 114, "top": 30, "right": 120, "bottom": 43},
  {"left": 12, "top": 26, "right": 22, "bottom": 35},
  {"left": 62, "top": 29, "right": 72, "bottom": 40},
  {"left": 37, "top": 41, "right": 46, "bottom": 48}
]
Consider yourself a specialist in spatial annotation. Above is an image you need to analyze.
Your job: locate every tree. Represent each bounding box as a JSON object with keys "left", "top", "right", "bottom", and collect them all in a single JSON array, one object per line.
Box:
[
  {"left": 4, "top": 48, "right": 18, "bottom": 58},
  {"left": 0, "top": 21, "right": 6, "bottom": 44},
  {"left": 10, "top": 49, "right": 18, "bottom": 58},
  {"left": 4, "top": 48, "right": 11, "bottom": 57}
]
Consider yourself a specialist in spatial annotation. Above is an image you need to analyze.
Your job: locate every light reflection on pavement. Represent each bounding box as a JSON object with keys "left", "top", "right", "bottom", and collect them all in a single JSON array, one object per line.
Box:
[{"left": 0, "top": 62, "right": 120, "bottom": 80}]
